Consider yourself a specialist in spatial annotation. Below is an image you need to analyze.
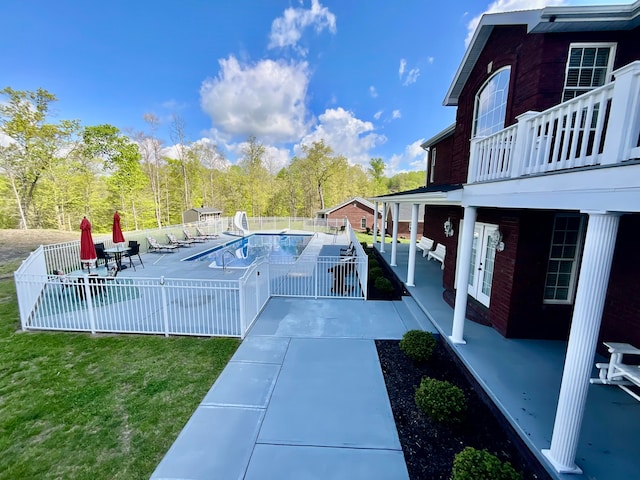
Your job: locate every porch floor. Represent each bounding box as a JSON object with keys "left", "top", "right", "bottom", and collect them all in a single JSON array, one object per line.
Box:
[{"left": 378, "top": 242, "right": 640, "bottom": 480}]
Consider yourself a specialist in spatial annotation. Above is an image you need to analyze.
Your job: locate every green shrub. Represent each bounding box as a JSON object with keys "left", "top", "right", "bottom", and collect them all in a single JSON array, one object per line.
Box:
[
  {"left": 360, "top": 241, "right": 368, "bottom": 249},
  {"left": 452, "top": 447, "right": 522, "bottom": 480},
  {"left": 374, "top": 276, "right": 394, "bottom": 294},
  {"left": 368, "top": 258, "right": 379, "bottom": 269},
  {"left": 414, "top": 377, "right": 467, "bottom": 423},
  {"left": 369, "top": 266, "right": 384, "bottom": 279},
  {"left": 399, "top": 330, "right": 436, "bottom": 363}
]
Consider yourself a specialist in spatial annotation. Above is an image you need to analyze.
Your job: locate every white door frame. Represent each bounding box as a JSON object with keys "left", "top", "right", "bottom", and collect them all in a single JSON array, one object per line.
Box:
[{"left": 467, "top": 222, "right": 498, "bottom": 307}]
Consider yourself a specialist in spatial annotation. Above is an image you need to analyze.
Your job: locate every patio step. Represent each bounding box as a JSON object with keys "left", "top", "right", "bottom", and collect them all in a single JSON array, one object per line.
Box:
[{"left": 395, "top": 296, "right": 438, "bottom": 333}]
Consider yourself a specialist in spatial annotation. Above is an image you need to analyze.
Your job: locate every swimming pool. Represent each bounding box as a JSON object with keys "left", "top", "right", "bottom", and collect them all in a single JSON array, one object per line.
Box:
[{"left": 185, "top": 233, "right": 313, "bottom": 269}]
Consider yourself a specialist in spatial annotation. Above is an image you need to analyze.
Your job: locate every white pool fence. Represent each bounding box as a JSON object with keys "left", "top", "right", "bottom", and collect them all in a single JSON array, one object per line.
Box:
[{"left": 14, "top": 218, "right": 368, "bottom": 338}]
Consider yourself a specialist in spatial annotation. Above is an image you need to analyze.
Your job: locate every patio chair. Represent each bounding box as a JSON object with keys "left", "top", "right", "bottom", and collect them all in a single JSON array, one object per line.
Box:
[
  {"left": 196, "top": 226, "right": 219, "bottom": 239},
  {"left": 147, "top": 236, "right": 179, "bottom": 253},
  {"left": 123, "top": 240, "right": 144, "bottom": 270},
  {"left": 167, "top": 233, "right": 194, "bottom": 247},
  {"left": 183, "top": 229, "right": 207, "bottom": 242},
  {"left": 340, "top": 243, "right": 355, "bottom": 256},
  {"left": 94, "top": 243, "right": 113, "bottom": 267}
]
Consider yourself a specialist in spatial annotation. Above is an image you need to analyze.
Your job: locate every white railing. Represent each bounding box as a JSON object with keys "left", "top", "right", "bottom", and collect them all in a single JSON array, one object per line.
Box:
[
  {"left": 14, "top": 219, "right": 366, "bottom": 338},
  {"left": 468, "top": 61, "right": 640, "bottom": 183}
]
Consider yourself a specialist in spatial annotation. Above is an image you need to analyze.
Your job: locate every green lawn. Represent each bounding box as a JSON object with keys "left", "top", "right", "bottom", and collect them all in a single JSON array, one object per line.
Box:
[
  {"left": 0, "top": 273, "right": 239, "bottom": 479},
  {"left": 354, "top": 231, "right": 411, "bottom": 247}
]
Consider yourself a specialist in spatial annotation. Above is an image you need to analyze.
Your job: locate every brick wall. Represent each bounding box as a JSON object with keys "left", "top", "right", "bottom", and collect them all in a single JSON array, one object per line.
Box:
[
  {"left": 600, "top": 214, "right": 640, "bottom": 354},
  {"left": 327, "top": 202, "right": 379, "bottom": 231}
]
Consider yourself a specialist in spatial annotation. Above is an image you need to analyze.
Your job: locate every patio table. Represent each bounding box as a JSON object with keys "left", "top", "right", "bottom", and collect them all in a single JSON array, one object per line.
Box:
[{"left": 105, "top": 245, "right": 131, "bottom": 271}]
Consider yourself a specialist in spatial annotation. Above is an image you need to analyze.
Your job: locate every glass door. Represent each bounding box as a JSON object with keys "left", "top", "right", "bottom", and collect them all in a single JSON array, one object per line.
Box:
[{"left": 468, "top": 223, "right": 497, "bottom": 307}]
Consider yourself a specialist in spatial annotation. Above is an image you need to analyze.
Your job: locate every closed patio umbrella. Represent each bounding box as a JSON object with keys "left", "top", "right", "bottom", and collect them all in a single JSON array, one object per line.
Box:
[
  {"left": 112, "top": 211, "right": 125, "bottom": 244},
  {"left": 80, "top": 216, "right": 97, "bottom": 272}
]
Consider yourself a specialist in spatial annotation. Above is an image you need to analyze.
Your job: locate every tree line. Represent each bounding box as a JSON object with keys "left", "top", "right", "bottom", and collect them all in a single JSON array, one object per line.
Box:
[{"left": 0, "top": 87, "right": 425, "bottom": 233}]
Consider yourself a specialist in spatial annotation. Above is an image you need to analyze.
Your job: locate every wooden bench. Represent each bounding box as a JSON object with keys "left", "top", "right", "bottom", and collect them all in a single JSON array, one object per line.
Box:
[
  {"left": 590, "top": 342, "right": 640, "bottom": 401},
  {"left": 416, "top": 236, "right": 435, "bottom": 257},
  {"left": 427, "top": 244, "right": 446, "bottom": 270}
]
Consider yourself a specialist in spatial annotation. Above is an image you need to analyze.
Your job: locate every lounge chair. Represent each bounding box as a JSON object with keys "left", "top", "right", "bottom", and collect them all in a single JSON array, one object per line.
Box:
[
  {"left": 416, "top": 236, "right": 435, "bottom": 257},
  {"left": 196, "top": 226, "right": 219, "bottom": 239},
  {"left": 167, "top": 233, "right": 194, "bottom": 247},
  {"left": 427, "top": 244, "right": 446, "bottom": 269},
  {"left": 340, "top": 243, "right": 355, "bottom": 256},
  {"left": 147, "top": 236, "right": 179, "bottom": 253},
  {"left": 183, "top": 229, "right": 207, "bottom": 242}
]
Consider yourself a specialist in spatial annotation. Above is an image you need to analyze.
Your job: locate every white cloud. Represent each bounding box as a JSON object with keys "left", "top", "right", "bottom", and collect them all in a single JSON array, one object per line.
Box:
[
  {"left": 386, "top": 139, "right": 428, "bottom": 175},
  {"left": 199, "top": 55, "right": 311, "bottom": 144},
  {"left": 160, "top": 99, "right": 188, "bottom": 111},
  {"left": 427, "top": 56, "right": 435, "bottom": 64},
  {"left": 465, "top": 0, "right": 565, "bottom": 47},
  {"left": 398, "top": 58, "right": 406, "bottom": 78},
  {"left": 403, "top": 68, "right": 420, "bottom": 86},
  {"left": 296, "top": 107, "right": 386, "bottom": 167},
  {"left": 373, "top": 110, "right": 383, "bottom": 120},
  {"left": 392, "top": 110, "right": 401, "bottom": 120},
  {"left": 268, "top": 0, "right": 336, "bottom": 55},
  {"left": 369, "top": 85, "right": 378, "bottom": 98}
]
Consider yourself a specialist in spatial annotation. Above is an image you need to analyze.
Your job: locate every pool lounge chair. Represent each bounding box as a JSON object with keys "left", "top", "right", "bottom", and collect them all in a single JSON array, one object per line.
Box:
[
  {"left": 183, "top": 229, "right": 207, "bottom": 242},
  {"left": 147, "top": 236, "right": 179, "bottom": 253},
  {"left": 167, "top": 233, "right": 194, "bottom": 247},
  {"left": 196, "top": 226, "right": 219, "bottom": 239}
]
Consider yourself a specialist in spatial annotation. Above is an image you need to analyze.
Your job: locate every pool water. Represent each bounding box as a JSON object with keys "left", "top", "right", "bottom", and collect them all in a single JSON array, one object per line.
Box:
[{"left": 185, "top": 234, "right": 313, "bottom": 269}]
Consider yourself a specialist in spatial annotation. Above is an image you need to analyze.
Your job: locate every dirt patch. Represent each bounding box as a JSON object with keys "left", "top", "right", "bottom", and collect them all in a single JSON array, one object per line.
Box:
[{"left": 0, "top": 229, "right": 78, "bottom": 276}]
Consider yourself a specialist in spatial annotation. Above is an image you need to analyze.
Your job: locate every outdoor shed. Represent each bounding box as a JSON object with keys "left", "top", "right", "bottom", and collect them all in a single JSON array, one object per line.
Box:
[{"left": 182, "top": 207, "right": 222, "bottom": 224}]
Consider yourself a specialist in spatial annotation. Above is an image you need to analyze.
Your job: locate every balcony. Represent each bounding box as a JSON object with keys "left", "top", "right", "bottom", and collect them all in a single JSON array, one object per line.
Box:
[{"left": 468, "top": 61, "right": 640, "bottom": 184}]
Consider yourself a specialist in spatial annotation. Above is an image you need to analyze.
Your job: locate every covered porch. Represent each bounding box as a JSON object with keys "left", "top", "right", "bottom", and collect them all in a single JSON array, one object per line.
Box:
[{"left": 377, "top": 243, "right": 639, "bottom": 480}]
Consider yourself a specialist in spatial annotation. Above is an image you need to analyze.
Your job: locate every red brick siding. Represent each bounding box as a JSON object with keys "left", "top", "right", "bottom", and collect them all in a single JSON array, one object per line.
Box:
[
  {"left": 428, "top": 134, "right": 455, "bottom": 188},
  {"left": 327, "top": 202, "right": 379, "bottom": 231},
  {"left": 447, "top": 25, "right": 640, "bottom": 187},
  {"left": 600, "top": 214, "right": 640, "bottom": 354}
]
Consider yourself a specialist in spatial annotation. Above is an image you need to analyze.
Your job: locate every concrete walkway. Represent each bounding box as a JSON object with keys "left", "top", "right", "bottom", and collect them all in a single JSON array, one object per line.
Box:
[{"left": 151, "top": 297, "right": 435, "bottom": 480}]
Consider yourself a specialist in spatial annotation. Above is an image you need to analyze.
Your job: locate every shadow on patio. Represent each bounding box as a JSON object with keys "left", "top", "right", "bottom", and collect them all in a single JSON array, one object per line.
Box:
[{"left": 376, "top": 242, "right": 639, "bottom": 480}]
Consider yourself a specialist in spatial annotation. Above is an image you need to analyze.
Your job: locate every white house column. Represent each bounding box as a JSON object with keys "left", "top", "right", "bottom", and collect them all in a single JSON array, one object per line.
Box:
[
  {"left": 391, "top": 202, "right": 400, "bottom": 266},
  {"left": 406, "top": 203, "right": 420, "bottom": 287},
  {"left": 542, "top": 212, "right": 620, "bottom": 474},
  {"left": 450, "top": 206, "right": 476, "bottom": 344},
  {"left": 372, "top": 201, "right": 379, "bottom": 245},
  {"left": 380, "top": 202, "right": 387, "bottom": 253}
]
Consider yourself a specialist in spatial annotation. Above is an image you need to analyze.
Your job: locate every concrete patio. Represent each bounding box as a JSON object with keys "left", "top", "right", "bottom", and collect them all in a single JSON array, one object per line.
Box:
[{"left": 146, "top": 237, "right": 638, "bottom": 480}]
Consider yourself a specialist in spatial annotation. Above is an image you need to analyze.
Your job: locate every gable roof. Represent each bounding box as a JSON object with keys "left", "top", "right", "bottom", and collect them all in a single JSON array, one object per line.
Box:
[
  {"left": 316, "top": 196, "right": 380, "bottom": 215},
  {"left": 444, "top": 0, "right": 640, "bottom": 106},
  {"left": 186, "top": 207, "right": 222, "bottom": 214},
  {"left": 421, "top": 123, "right": 455, "bottom": 150}
]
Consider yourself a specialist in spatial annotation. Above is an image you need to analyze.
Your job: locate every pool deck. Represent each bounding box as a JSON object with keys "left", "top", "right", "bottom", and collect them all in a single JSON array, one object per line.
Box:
[{"left": 141, "top": 235, "right": 638, "bottom": 480}]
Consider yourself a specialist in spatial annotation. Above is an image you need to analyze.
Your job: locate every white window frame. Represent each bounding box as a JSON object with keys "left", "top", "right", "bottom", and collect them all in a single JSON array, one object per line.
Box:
[
  {"left": 543, "top": 214, "right": 586, "bottom": 304},
  {"left": 361, "top": 217, "right": 367, "bottom": 229},
  {"left": 429, "top": 147, "right": 436, "bottom": 184},
  {"left": 562, "top": 42, "right": 617, "bottom": 102},
  {"left": 472, "top": 67, "right": 511, "bottom": 138}
]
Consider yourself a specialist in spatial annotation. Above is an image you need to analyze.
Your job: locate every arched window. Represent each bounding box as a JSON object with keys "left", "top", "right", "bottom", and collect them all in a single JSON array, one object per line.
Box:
[{"left": 472, "top": 67, "right": 511, "bottom": 138}]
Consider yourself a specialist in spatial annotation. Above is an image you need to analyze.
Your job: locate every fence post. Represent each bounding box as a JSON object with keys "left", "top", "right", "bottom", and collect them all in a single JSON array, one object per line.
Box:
[
  {"left": 239, "top": 279, "right": 246, "bottom": 338},
  {"left": 83, "top": 274, "right": 97, "bottom": 334},
  {"left": 160, "top": 276, "right": 169, "bottom": 337}
]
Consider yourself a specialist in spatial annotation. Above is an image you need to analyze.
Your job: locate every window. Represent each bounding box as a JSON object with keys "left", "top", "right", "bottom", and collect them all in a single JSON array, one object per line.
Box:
[
  {"left": 361, "top": 217, "right": 367, "bottom": 229},
  {"left": 544, "top": 215, "right": 585, "bottom": 303},
  {"left": 562, "top": 43, "right": 616, "bottom": 102},
  {"left": 473, "top": 67, "right": 511, "bottom": 138},
  {"left": 429, "top": 148, "right": 436, "bottom": 184}
]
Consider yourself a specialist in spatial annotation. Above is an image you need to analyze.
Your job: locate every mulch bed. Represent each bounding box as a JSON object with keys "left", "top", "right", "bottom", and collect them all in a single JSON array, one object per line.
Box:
[{"left": 376, "top": 338, "right": 551, "bottom": 480}]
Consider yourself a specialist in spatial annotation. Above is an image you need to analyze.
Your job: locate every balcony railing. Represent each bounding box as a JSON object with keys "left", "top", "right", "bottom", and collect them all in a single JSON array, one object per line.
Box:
[{"left": 468, "top": 61, "right": 640, "bottom": 184}]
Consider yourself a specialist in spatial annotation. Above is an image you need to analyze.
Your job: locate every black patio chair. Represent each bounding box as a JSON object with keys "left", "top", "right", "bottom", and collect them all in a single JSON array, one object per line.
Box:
[
  {"left": 94, "top": 243, "right": 113, "bottom": 267},
  {"left": 124, "top": 240, "right": 144, "bottom": 270}
]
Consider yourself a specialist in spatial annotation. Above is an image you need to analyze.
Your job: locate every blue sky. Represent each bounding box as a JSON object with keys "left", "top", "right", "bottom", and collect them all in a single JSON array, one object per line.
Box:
[{"left": 0, "top": 0, "right": 631, "bottom": 175}]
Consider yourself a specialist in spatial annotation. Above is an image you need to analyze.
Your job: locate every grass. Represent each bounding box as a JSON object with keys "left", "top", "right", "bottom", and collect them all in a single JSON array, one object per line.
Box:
[
  {"left": 354, "top": 231, "right": 411, "bottom": 246},
  {"left": 0, "top": 276, "right": 239, "bottom": 480}
]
